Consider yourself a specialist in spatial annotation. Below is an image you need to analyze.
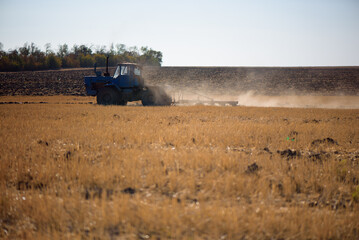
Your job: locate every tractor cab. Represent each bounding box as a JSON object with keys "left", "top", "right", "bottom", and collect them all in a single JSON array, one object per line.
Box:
[{"left": 113, "top": 63, "right": 144, "bottom": 88}]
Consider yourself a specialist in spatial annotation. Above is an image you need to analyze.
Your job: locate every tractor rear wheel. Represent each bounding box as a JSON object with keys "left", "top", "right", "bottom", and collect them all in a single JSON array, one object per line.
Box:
[{"left": 97, "top": 88, "right": 120, "bottom": 105}]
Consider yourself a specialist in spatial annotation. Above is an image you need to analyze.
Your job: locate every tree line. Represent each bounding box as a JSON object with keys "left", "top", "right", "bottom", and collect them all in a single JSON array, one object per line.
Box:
[{"left": 0, "top": 42, "right": 163, "bottom": 72}]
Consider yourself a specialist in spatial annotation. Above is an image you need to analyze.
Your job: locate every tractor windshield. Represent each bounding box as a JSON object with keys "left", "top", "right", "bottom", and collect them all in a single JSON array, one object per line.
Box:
[
  {"left": 121, "top": 66, "right": 128, "bottom": 75},
  {"left": 113, "top": 66, "right": 120, "bottom": 78}
]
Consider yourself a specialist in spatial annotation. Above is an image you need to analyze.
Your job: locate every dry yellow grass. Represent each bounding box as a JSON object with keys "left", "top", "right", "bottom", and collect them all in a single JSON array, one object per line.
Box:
[{"left": 0, "top": 96, "right": 358, "bottom": 239}]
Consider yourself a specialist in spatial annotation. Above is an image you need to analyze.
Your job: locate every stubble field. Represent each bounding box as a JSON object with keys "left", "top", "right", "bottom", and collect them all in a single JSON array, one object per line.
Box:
[{"left": 0, "top": 97, "right": 358, "bottom": 239}]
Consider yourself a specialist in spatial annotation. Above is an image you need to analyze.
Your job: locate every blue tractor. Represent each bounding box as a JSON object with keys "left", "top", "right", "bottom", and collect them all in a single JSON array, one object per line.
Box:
[{"left": 84, "top": 58, "right": 172, "bottom": 106}]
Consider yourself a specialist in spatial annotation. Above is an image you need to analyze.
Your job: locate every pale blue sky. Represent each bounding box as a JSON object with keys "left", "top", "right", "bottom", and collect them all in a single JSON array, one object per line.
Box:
[{"left": 0, "top": 0, "right": 358, "bottom": 66}]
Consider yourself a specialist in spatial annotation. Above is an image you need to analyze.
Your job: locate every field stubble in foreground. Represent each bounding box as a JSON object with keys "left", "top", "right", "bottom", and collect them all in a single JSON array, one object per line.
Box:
[{"left": 0, "top": 99, "right": 358, "bottom": 239}]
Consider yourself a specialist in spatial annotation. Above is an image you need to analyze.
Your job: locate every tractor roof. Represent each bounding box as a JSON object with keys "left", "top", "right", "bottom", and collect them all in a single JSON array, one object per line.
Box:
[{"left": 119, "top": 62, "right": 141, "bottom": 67}]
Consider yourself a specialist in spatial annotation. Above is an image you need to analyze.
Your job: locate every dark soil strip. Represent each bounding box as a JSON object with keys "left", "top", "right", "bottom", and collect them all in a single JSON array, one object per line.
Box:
[{"left": 0, "top": 102, "right": 94, "bottom": 104}]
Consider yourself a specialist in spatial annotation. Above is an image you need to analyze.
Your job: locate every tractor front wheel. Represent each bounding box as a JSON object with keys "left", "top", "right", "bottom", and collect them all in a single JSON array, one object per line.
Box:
[{"left": 97, "top": 88, "right": 120, "bottom": 105}]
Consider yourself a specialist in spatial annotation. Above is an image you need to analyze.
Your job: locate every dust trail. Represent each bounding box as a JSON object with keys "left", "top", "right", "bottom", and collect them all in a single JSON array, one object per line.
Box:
[
  {"left": 164, "top": 86, "right": 359, "bottom": 108},
  {"left": 236, "top": 91, "right": 359, "bottom": 109},
  {"left": 162, "top": 83, "right": 359, "bottom": 108}
]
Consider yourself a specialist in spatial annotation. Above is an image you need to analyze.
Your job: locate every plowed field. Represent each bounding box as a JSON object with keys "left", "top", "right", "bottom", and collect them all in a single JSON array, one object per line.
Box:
[{"left": 0, "top": 66, "right": 358, "bottom": 96}]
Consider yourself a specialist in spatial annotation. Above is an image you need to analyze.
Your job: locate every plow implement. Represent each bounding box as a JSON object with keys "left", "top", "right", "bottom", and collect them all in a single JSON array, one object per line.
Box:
[{"left": 171, "top": 90, "right": 238, "bottom": 106}]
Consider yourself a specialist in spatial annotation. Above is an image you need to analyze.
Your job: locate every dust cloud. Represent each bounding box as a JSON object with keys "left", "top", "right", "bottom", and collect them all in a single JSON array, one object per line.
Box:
[
  {"left": 165, "top": 86, "right": 359, "bottom": 109},
  {"left": 236, "top": 91, "right": 359, "bottom": 109}
]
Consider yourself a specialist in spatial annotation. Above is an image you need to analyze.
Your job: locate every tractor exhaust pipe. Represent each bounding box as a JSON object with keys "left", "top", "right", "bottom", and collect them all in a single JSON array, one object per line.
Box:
[{"left": 104, "top": 56, "right": 110, "bottom": 76}]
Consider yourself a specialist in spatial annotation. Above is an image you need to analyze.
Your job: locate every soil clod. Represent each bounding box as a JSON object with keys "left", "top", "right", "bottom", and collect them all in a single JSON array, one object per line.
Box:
[
  {"left": 246, "top": 163, "right": 259, "bottom": 174},
  {"left": 113, "top": 114, "right": 120, "bottom": 119},
  {"left": 122, "top": 187, "right": 136, "bottom": 195},
  {"left": 37, "top": 140, "right": 49, "bottom": 146},
  {"left": 65, "top": 151, "right": 72, "bottom": 160},
  {"left": 277, "top": 149, "right": 301, "bottom": 159},
  {"left": 311, "top": 137, "right": 338, "bottom": 146},
  {"left": 263, "top": 147, "right": 272, "bottom": 154}
]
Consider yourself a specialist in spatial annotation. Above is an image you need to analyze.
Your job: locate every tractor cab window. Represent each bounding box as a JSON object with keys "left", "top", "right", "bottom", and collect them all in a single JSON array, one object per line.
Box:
[
  {"left": 121, "top": 66, "right": 128, "bottom": 75},
  {"left": 113, "top": 66, "right": 120, "bottom": 78},
  {"left": 134, "top": 67, "right": 141, "bottom": 76}
]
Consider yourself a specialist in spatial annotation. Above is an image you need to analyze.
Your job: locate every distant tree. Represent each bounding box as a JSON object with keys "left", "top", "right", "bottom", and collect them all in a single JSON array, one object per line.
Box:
[
  {"left": 109, "top": 43, "right": 115, "bottom": 56},
  {"left": 23, "top": 55, "right": 36, "bottom": 70},
  {"left": 3, "top": 49, "right": 22, "bottom": 71},
  {"left": 116, "top": 44, "right": 126, "bottom": 55},
  {"left": 73, "top": 45, "right": 92, "bottom": 56},
  {"left": 95, "top": 45, "right": 107, "bottom": 55},
  {"left": 72, "top": 44, "right": 79, "bottom": 56},
  {"left": 128, "top": 46, "right": 139, "bottom": 57},
  {"left": 62, "top": 54, "right": 80, "bottom": 68},
  {"left": 139, "top": 47, "right": 163, "bottom": 66},
  {"left": 122, "top": 51, "right": 137, "bottom": 63},
  {"left": 46, "top": 53, "right": 61, "bottom": 69},
  {"left": 57, "top": 44, "right": 69, "bottom": 58},
  {"left": 94, "top": 54, "right": 106, "bottom": 67},
  {"left": 79, "top": 54, "right": 94, "bottom": 67},
  {"left": 0, "top": 43, "right": 4, "bottom": 59},
  {"left": 113, "top": 54, "right": 126, "bottom": 65},
  {"left": 0, "top": 56, "right": 11, "bottom": 70},
  {"left": 45, "top": 43, "right": 53, "bottom": 55},
  {"left": 19, "top": 43, "right": 33, "bottom": 70},
  {"left": 31, "top": 44, "right": 46, "bottom": 69},
  {"left": 30, "top": 43, "right": 41, "bottom": 56},
  {"left": 0, "top": 42, "right": 163, "bottom": 71},
  {"left": 19, "top": 43, "right": 30, "bottom": 56}
]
